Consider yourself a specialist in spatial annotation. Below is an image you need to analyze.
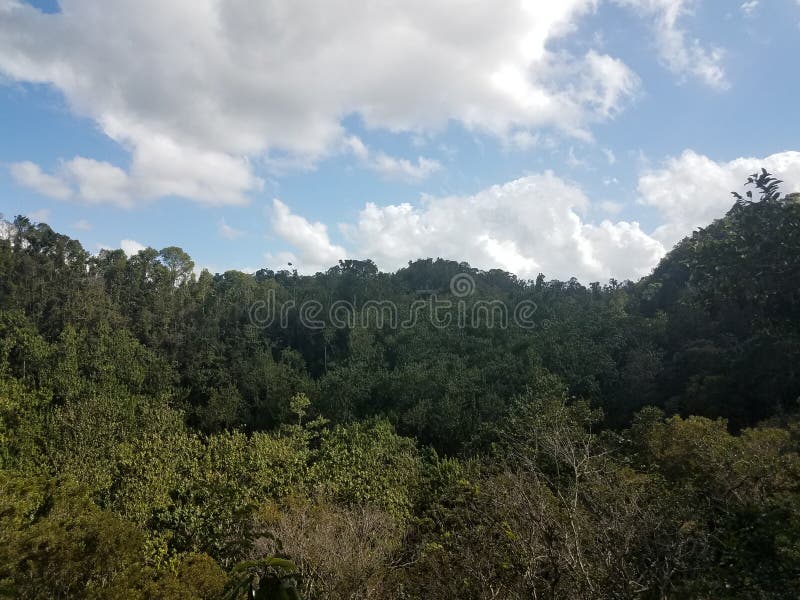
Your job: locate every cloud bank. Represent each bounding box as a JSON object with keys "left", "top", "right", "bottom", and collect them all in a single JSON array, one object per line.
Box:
[
  {"left": 271, "top": 173, "right": 664, "bottom": 282},
  {"left": 638, "top": 150, "right": 800, "bottom": 246},
  {"left": 270, "top": 150, "right": 800, "bottom": 282},
  {"left": 1, "top": 0, "right": 640, "bottom": 205}
]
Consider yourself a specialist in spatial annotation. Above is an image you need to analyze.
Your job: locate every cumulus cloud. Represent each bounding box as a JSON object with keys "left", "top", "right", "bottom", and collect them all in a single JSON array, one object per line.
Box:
[
  {"left": 344, "top": 136, "right": 441, "bottom": 182},
  {"left": 120, "top": 239, "right": 146, "bottom": 256},
  {"left": 218, "top": 218, "right": 244, "bottom": 240},
  {"left": 10, "top": 157, "right": 133, "bottom": 207},
  {"left": 270, "top": 199, "right": 347, "bottom": 273},
  {"left": 615, "top": 0, "right": 728, "bottom": 89},
  {"left": 576, "top": 50, "right": 642, "bottom": 119},
  {"left": 10, "top": 161, "right": 72, "bottom": 200},
  {"left": 366, "top": 153, "right": 442, "bottom": 183},
  {"left": 10, "top": 151, "right": 257, "bottom": 207},
  {"left": 599, "top": 200, "right": 623, "bottom": 214},
  {"left": 267, "top": 150, "right": 800, "bottom": 280},
  {"left": 637, "top": 149, "right": 800, "bottom": 246},
  {"left": 339, "top": 173, "right": 665, "bottom": 282},
  {"left": 65, "top": 157, "right": 132, "bottom": 207},
  {"left": 0, "top": 0, "right": 643, "bottom": 205}
]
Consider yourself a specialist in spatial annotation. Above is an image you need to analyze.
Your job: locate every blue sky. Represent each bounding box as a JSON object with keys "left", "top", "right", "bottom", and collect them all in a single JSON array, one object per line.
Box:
[{"left": 2, "top": 0, "right": 800, "bottom": 282}]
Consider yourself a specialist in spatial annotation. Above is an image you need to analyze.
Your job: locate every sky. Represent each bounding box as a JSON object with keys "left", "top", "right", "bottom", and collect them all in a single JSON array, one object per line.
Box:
[{"left": 2, "top": 0, "right": 800, "bottom": 282}]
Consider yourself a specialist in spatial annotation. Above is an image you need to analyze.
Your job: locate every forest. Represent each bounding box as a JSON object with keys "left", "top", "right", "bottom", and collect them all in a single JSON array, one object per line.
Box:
[{"left": 1, "top": 172, "right": 800, "bottom": 599}]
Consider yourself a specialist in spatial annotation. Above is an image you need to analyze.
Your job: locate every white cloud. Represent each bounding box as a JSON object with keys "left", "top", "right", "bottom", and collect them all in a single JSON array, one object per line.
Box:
[
  {"left": 566, "top": 147, "right": 588, "bottom": 169},
  {"left": 637, "top": 149, "right": 800, "bottom": 246},
  {"left": 10, "top": 161, "right": 72, "bottom": 200},
  {"left": 577, "top": 50, "right": 642, "bottom": 119},
  {"left": 599, "top": 200, "right": 623, "bottom": 214},
  {"left": 65, "top": 157, "right": 132, "bottom": 207},
  {"left": 26, "top": 208, "right": 50, "bottom": 222},
  {"left": 218, "top": 218, "right": 244, "bottom": 240},
  {"left": 370, "top": 153, "right": 442, "bottom": 182},
  {"left": 615, "top": 0, "right": 728, "bottom": 89},
  {"left": 10, "top": 157, "right": 132, "bottom": 207},
  {"left": 0, "top": 0, "right": 642, "bottom": 205},
  {"left": 72, "top": 219, "right": 91, "bottom": 230},
  {"left": 602, "top": 148, "right": 617, "bottom": 165},
  {"left": 120, "top": 239, "right": 147, "bottom": 256},
  {"left": 740, "top": 1, "right": 759, "bottom": 17},
  {"left": 129, "top": 134, "right": 259, "bottom": 205},
  {"left": 270, "top": 199, "right": 347, "bottom": 273},
  {"left": 339, "top": 173, "right": 665, "bottom": 282},
  {"left": 11, "top": 150, "right": 258, "bottom": 207},
  {"left": 344, "top": 136, "right": 442, "bottom": 182},
  {"left": 508, "top": 131, "right": 541, "bottom": 151},
  {"left": 263, "top": 250, "right": 301, "bottom": 272}
]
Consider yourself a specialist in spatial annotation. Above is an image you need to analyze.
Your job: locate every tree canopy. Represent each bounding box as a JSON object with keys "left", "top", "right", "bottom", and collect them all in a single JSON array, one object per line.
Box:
[{"left": 1, "top": 174, "right": 799, "bottom": 598}]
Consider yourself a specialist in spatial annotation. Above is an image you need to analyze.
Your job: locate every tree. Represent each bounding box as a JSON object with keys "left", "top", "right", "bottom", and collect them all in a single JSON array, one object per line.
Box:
[{"left": 159, "top": 246, "right": 195, "bottom": 287}]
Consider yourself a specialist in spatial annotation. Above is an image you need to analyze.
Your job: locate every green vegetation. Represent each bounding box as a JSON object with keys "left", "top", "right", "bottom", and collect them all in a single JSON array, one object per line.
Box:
[{"left": 1, "top": 172, "right": 799, "bottom": 598}]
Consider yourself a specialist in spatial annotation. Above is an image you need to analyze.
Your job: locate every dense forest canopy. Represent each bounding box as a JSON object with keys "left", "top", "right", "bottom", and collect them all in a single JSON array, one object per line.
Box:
[{"left": 1, "top": 173, "right": 800, "bottom": 598}]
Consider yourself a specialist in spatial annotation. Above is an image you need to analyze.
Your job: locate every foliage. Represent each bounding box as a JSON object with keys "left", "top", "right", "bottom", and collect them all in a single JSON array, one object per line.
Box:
[{"left": 0, "top": 176, "right": 799, "bottom": 596}]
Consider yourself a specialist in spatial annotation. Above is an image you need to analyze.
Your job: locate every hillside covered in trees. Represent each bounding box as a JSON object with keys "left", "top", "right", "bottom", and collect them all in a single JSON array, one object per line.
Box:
[{"left": 2, "top": 174, "right": 800, "bottom": 598}]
